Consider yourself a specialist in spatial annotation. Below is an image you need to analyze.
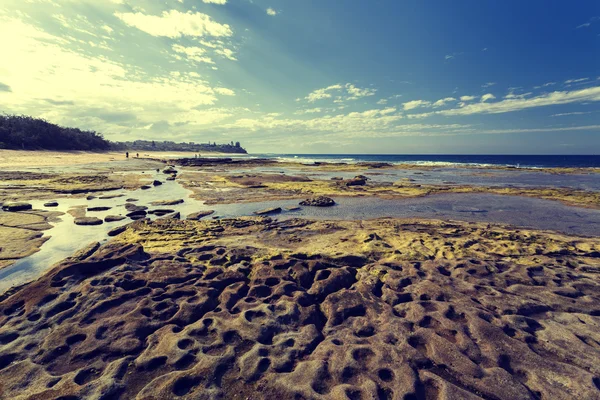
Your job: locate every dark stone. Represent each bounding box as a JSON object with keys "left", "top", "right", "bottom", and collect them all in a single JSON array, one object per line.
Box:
[
  {"left": 2, "top": 202, "right": 32, "bottom": 212},
  {"left": 254, "top": 207, "right": 282, "bottom": 216},
  {"left": 299, "top": 196, "right": 336, "bottom": 207},
  {"left": 140, "top": 185, "right": 152, "bottom": 190},
  {"left": 74, "top": 217, "right": 103, "bottom": 226},
  {"left": 44, "top": 201, "right": 59, "bottom": 207},
  {"left": 107, "top": 225, "right": 127, "bottom": 236},
  {"left": 125, "top": 204, "right": 147, "bottom": 212},
  {"left": 148, "top": 209, "right": 175, "bottom": 216},
  {"left": 87, "top": 206, "right": 112, "bottom": 212},
  {"left": 187, "top": 210, "right": 215, "bottom": 220},
  {"left": 127, "top": 210, "right": 147, "bottom": 220},
  {"left": 153, "top": 180, "right": 162, "bottom": 186},
  {"left": 150, "top": 199, "right": 184, "bottom": 206},
  {"left": 105, "top": 215, "right": 126, "bottom": 222}
]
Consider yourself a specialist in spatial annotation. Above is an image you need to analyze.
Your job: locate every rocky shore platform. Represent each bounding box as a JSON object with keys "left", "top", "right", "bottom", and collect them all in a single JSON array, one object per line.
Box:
[{"left": 1, "top": 217, "right": 599, "bottom": 399}]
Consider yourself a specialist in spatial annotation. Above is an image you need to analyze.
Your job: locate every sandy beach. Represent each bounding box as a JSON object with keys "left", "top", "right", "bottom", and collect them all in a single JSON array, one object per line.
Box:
[{"left": 0, "top": 150, "right": 235, "bottom": 169}]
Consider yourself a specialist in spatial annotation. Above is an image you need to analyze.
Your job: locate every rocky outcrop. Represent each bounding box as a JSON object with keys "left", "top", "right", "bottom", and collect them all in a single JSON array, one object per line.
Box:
[
  {"left": 299, "top": 196, "right": 336, "bottom": 207},
  {"left": 1, "top": 218, "right": 599, "bottom": 399}
]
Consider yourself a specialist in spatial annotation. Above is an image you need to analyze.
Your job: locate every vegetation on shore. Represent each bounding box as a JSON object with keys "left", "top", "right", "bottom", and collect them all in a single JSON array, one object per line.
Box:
[
  {"left": 0, "top": 115, "right": 111, "bottom": 151},
  {"left": 0, "top": 114, "right": 247, "bottom": 153}
]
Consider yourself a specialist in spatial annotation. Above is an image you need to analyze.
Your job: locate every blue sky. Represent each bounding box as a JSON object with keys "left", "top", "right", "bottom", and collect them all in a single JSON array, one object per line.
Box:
[{"left": 0, "top": 0, "right": 598, "bottom": 154}]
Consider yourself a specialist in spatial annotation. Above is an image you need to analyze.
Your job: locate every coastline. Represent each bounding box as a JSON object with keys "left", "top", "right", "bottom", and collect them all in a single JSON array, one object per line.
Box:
[{"left": 0, "top": 151, "right": 600, "bottom": 399}]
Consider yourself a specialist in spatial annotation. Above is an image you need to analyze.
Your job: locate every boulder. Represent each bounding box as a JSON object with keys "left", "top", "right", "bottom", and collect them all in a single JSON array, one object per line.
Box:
[
  {"left": 140, "top": 185, "right": 151, "bottom": 190},
  {"left": 2, "top": 202, "right": 32, "bottom": 212},
  {"left": 254, "top": 207, "right": 282, "bottom": 216},
  {"left": 74, "top": 217, "right": 103, "bottom": 226},
  {"left": 87, "top": 206, "right": 112, "bottom": 212},
  {"left": 299, "top": 196, "right": 336, "bottom": 207},
  {"left": 86, "top": 195, "right": 96, "bottom": 200},
  {"left": 150, "top": 199, "right": 184, "bottom": 206},
  {"left": 187, "top": 210, "right": 215, "bottom": 220},
  {"left": 163, "top": 166, "right": 177, "bottom": 174},
  {"left": 104, "top": 215, "right": 126, "bottom": 222},
  {"left": 166, "top": 177, "right": 176, "bottom": 181},
  {"left": 44, "top": 201, "right": 59, "bottom": 207},
  {"left": 125, "top": 198, "right": 138, "bottom": 202},
  {"left": 152, "top": 180, "right": 162, "bottom": 186}
]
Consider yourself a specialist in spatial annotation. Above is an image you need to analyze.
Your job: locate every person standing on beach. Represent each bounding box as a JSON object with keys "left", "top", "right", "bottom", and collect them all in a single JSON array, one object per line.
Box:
[{"left": 126, "top": 152, "right": 129, "bottom": 158}]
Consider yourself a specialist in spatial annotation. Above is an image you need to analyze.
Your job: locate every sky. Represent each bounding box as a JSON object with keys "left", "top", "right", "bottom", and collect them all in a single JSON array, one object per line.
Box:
[{"left": 0, "top": 0, "right": 599, "bottom": 154}]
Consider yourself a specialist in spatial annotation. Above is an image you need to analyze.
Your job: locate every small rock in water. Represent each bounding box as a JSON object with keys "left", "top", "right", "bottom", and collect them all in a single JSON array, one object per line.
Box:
[
  {"left": 331, "top": 177, "right": 344, "bottom": 181},
  {"left": 44, "top": 201, "right": 59, "bottom": 207},
  {"left": 148, "top": 209, "right": 175, "bottom": 216},
  {"left": 99, "top": 194, "right": 124, "bottom": 200},
  {"left": 140, "top": 185, "right": 151, "bottom": 190},
  {"left": 254, "top": 207, "right": 282, "bottom": 216},
  {"left": 126, "top": 210, "right": 147, "bottom": 220},
  {"left": 2, "top": 202, "right": 32, "bottom": 212},
  {"left": 187, "top": 210, "right": 215, "bottom": 220},
  {"left": 153, "top": 180, "right": 162, "bottom": 186},
  {"left": 125, "top": 203, "right": 147, "bottom": 212},
  {"left": 74, "top": 217, "right": 103, "bottom": 226},
  {"left": 107, "top": 225, "right": 127, "bottom": 236},
  {"left": 163, "top": 166, "right": 177, "bottom": 174},
  {"left": 150, "top": 199, "right": 184, "bottom": 206},
  {"left": 105, "top": 215, "right": 126, "bottom": 222},
  {"left": 345, "top": 177, "right": 366, "bottom": 186},
  {"left": 86, "top": 195, "right": 96, "bottom": 200},
  {"left": 166, "top": 177, "right": 176, "bottom": 181},
  {"left": 88, "top": 206, "right": 112, "bottom": 212},
  {"left": 299, "top": 196, "right": 336, "bottom": 207},
  {"left": 285, "top": 206, "right": 301, "bottom": 211},
  {"left": 159, "top": 211, "right": 180, "bottom": 220},
  {"left": 126, "top": 198, "right": 139, "bottom": 202}
]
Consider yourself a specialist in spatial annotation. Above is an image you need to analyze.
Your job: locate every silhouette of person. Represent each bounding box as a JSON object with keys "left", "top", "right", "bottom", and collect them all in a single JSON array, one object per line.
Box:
[
  {"left": 136, "top": 153, "right": 139, "bottom": 158},
  {"left": 126, "top": 152, "right": 129, "bottom": 158}
]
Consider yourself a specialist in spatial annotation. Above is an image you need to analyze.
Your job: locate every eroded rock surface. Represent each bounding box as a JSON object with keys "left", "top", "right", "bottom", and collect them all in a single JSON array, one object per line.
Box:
[{"left": 0, "top": 218, "right": 599, "bottom": 399}]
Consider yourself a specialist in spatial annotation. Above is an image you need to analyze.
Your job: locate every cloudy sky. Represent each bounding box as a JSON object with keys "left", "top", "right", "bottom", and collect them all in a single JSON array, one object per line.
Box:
[{"left": 0, "top": 0, "right": 599, "bottom": 154}]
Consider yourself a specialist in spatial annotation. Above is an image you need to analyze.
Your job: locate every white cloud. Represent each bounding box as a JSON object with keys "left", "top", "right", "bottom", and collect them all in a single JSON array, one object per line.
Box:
[
  {"left": 376, "top": 99, "right": 388, "bottom": 105},
  {"left": 577, "top": 22, "right": 591, "bottom": 29},
  {"left": 114, "top": 10, "right": 233, "bottom": 38},
  {"left": 215, "top": 87, "right": 235, "bottom": 96},
  {"left": 437, "top": 86, "right": 600, "bottom": 116},
  {"left": 481, "top": 93, "right": 496, "bottom": 102},
  {"left": 172, "top": 44, "right": 214, "bottom": 64},
  {"left": 266, "top": 8, "right": 277, "bottom": 16},
  {"left": 459, "top": 95, "right": 476, "bottom": 102},
  {"left": 402, "top": 100, "right": 431, "bottom": 110},
  {"left": 482, "top": 82, "right": 495, "bottom": 88},
  {"left": 565, "top": 77, "right": 589, "bottom": 84},
  {"left": 303, "top": 83, "right": 374, "bottom": 103},
  {"left": 432, "top": 97, "right": 456, "bottom": 107},
  {"left": 203, "top": 0, "right": 227, "bottom": 4},
  {"left": 215, "top": 48, "right": 237, "bottom": 61}
]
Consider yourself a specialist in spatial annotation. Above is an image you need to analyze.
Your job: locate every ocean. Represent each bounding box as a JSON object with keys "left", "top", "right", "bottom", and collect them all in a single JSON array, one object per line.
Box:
[{"left": 253, "top": 154, "right": 600, "bottom": 168}]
